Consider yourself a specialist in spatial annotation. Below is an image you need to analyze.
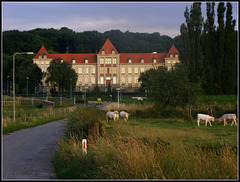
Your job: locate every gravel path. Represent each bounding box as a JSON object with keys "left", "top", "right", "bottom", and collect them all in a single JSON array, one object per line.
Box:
[{"left": 2, "top": 119, "right": 69, "bottom": 180}]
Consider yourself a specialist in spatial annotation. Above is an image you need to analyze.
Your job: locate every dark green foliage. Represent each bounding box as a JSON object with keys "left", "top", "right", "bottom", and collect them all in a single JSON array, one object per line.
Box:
[
  {"left": 181, "top": 2, "right": 237, "bottom": 95},
  {"left": 45, "top": 58, "right": 78, "bottom": 93},
  {"left": 139, "top": 63, "right": 201, "bottom": 109}
]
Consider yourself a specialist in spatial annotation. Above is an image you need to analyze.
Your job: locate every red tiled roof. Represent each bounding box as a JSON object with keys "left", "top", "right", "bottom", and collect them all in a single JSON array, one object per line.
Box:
[
  {"left": 165, "top": 44, "right": 179, "bottom": 58},
  {"left": 34, "top": 39, "right": 179, "bottom": 64},
  {"left": 49, "top": 53, "right": 97, "bottom": 64},
  {"left": 120, "top": 53, "right": 166, "bottom": 63},
  {"left": 97, "top": 38, "right": 119, "bottom": 54}
]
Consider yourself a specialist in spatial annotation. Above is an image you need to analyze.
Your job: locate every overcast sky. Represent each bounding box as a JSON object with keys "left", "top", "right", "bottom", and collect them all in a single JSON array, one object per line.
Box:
[{"left": 2, "top": 1, "right": 238, "bottom": 38}]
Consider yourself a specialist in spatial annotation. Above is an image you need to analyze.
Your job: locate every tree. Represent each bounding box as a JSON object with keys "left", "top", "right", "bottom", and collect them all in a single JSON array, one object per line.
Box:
[
  {"left": 139, "top": 63, "right": 201, "bottom": 109},
  {"left": 202, "top": 2, "right": 217, "bottom": 94},
  {"left": 45, "top": 58, "right": 78, "bottom": 94},
  {"left": 222, "top": 2, "right": 237, "bottom": 94},
  {"left": 181, "top": 3, "right": 204, "bottom": 83},
  {"left": 217, "top": 2, "right": 226, "bottom": 93},
  {"left": 17, "top": 60, "right": 43, "bottom": 94}
]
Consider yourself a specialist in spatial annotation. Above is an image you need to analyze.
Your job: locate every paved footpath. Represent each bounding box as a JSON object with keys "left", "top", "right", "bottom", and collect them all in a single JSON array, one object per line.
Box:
[{"left": 2, "top": 119, "right": 68, "bottom": 180}]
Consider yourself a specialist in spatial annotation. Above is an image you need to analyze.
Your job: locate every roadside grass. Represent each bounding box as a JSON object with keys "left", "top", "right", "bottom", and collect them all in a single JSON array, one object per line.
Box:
[
  {"left": 2, "top": 105, "right": 77, "bottom": 134},
  {"left": 53, "top": 107, "right": 238, "bottom": 179}
]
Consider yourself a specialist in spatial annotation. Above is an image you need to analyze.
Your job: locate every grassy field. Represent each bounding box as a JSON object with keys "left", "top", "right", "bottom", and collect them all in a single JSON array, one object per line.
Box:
[{"left": 53, "top": 107, "right": 238, "bottom": 180}]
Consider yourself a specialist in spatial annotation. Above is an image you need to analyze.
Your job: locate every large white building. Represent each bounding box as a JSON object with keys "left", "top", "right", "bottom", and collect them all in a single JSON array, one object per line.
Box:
[{"left": 33, "top": 39, "right": 180, "bottom": 92}]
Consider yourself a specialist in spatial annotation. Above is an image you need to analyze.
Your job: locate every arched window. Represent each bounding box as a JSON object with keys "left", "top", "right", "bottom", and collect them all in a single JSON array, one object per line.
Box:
[
  {"left": 170, "top": 52, "right": 173, "bottom": 58},
  {"left": 128, "top": 58, "right": 132, "bottom": 63},
  {"left": 72, "top": 58, "right": 76, "bottom": 64},
  {"left": 112, "top": 49, "right": 115, "bottom": 54},
  {"left": 141, "top": 58, "right": 144, "bottom": 63},
  {"left": 43, "top": 53, "right": 47, "bottom": 59},
  {"left": 38, "top": 53, "right": 42, "bottom": 59},
  {"left": 85, "top": 58, "right": 88, "bottom": 64},
  {"left": 153, "top": 58, "right": 156, "bottom": 63},
  {"left": 175, "top": 53, "right": 178, "bottom": 58},
  {"left": 102, "top": 49, "right": 105, "bottom": 54}
]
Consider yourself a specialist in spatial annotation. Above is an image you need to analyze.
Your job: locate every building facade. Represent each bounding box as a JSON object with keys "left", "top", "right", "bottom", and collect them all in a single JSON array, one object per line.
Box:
[{"left": 33, "top": 39, "right": 180, "bottom": 92}]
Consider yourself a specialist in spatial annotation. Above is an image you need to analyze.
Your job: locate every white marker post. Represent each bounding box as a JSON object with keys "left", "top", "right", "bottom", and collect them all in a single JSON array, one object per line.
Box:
[{"left": 82, "top": 139, "right": 87, "bottom": 155}]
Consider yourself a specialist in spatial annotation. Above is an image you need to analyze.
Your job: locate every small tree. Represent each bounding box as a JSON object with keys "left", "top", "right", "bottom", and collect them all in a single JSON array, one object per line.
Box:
[
  {"left": 139, "top": 63, "right": 201, "bottom": 109},
  {"left": 45, "top": 58, "right": 78, "bottom": 94}
]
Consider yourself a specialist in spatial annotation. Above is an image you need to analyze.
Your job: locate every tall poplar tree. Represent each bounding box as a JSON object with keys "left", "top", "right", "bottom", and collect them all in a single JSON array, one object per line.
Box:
[
  {"left": 202, "top": 2, "right": 217, "bottom": 94},
  {"left": 222, "top": 2, "right": 237, "bottom": 94},
  {"left": 181, "top": 2, "right": 203, "bottom": 83},
  {"left": 217, "top": 2, "right": 226, "bottom": 93}
]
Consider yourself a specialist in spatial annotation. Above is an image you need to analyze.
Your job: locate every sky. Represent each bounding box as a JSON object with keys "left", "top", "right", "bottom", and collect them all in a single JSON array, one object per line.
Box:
[{"left": 2, "top": 1, "right": 238, "bottom": 38}]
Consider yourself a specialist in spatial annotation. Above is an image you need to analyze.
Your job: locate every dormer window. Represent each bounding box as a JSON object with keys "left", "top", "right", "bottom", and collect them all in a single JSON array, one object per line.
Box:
[
  {"left": 43, "top": 53, "right": 47, "bottom": 59},
  {"left": 141, "top": 58, "right": 144, "bottom": 63},
  {"left": 38, "top": 53, "right": 42, "bottom": 59},
  {"left": 112, "top": 49, "right": 115, "bottom": 54},
  {"left": 85, "top": 58, "right": 88, "bottom": 64},
  {"left": 128, "top": 58, "right": 132, "bottom": 63},
  {"left": 153, "top": 58, "right": 156, "bottom": 63},
  {"left": 72, "top": 58, "right": 76, "bottom": 64},
  {"left": 175, "top": 53, "right": 178, "bottom": 58},
  {"left": 102, "top": 49, "right": 105, "bottom": 55},
  {"left": 170, "top": 52, "right": 173, "bottom": 58},
  {"left": 61, "top": 59, "right": 64, "bottom": 63}
]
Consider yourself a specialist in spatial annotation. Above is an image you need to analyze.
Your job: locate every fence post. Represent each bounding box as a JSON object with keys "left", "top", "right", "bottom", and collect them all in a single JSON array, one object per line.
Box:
[
  {"left": 82, "top": 139, "right": 87, "bottom": 155},
  {"left": 88, "top": 122, "right": 99, "bottom": 140}
]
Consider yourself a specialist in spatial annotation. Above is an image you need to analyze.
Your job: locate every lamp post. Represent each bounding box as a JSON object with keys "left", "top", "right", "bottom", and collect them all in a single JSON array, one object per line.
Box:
[
  {"left": 7, "top": 75, "right": 9, "bottom": 95},
  {"left": 13, "top": 52, "right": 33, "bottom": 122},
  {"left": 26, "top": 76, "right": 29, "bottom": 97},
  {"left": 70, "top": 78, "right": 72, "bottom": 99},
  {"left": 116, "top": 87, "right": 120, "bottom": 110}
]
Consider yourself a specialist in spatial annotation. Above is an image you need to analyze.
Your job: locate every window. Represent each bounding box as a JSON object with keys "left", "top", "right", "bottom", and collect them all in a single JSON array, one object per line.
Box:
[
  {"left": 102, "top": 49, "right": 105, "bottom": 54},
  {"left": 175, "top": 53, "right": 178, "bottom": 58},
  {"left": 141, "top": 58, "right": 144, "bottom": 63},
  {"left": 128, "top": 58, "right": 132, "bottom": 63},
  {"left": 85, "top": 58, "right": 88, "bottom": 63},
  {"left": 100, "top": 67, "right": 104, "bottom": 74},
  {"left": 85, "top": 67, "right": 89, "bottom": 74},
  {"left": 113, "top": 77, "right": 116, "bottom": 84},
  {"left": 85, "top": 77, "right": 89, "bottom": 84},
  {"left": 112, "top": 49, "right": 115, "bottom": 54},
  {"left": 100, "top": 77, "right": 104, "bottom": 84},
  {"left": 46, "top": 61, "right": 49, "bottom": 65},
  {"left": 121, "top": 68, "right": 125, "bottom": 74},
  {"left": 43, "top": 53, "right": 47, "bottom": 59},
  {"left": 105, "top": 58, "right": 111, "bottom": 64},
  {"left": 78, "top": 67, "right": 83, "bottom": 74},
  {"left": 153, "top": 58, "right": 156, "bottom": 63},
  {"left": 170, "top": 53, "right": 173, "bottom": 58},
  {"left": 128, "top": 77, "right": 132, "bottom": 84},
  {"left": 140, "top": 67, "right": 145, "bottom": 72},
  {"left": 113, "top": 58, "right": 117, "bottom": 64},
  {"left": 100, "top": 58, "right": 104, "bottom": 64},
  {"left": 61, "top": 59, "right": 64, "bottom": 63},
  {"left": 121, "top": 77, "right": 125, "bottom": 84},
  {"left": 128, "top": 67, "right": 132, "bottom": 74},
  {"left": 41, "top": 61, "right": 44, "bottom": 65},
  {"left": 72, "top": 59, "right": 76, "bottom": 64},
  {"left": 92, "top": 67, "right": 95, "bottom": 74},
  {"left": 91, "top": 77, "right": 95, "bottom": 84},
  {"left": 38, "top": 53, "right": 42, "bottom": 59},
  {"left": 112, "top": 67, "right": 117, "bottom": 74},
  {"left": 134, "top": 67, "right": 138, "bottom": 74},
  {"left": 134, "top": 77, "right": 138, "bottom": 83}
]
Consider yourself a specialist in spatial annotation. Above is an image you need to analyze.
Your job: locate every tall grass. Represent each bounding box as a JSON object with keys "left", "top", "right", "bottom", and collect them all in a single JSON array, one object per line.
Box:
[{"left": 54, "top": 114, "right": 238, "bottom": 179}]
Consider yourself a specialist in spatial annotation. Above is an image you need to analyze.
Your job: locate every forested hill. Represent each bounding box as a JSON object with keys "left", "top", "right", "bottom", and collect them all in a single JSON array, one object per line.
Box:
[{"left": 3, "top": 28, "right": 179, "bottom": 55}]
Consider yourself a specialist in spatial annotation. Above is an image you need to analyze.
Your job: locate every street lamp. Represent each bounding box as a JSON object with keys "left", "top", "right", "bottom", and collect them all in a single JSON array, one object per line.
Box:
[
  {"left": 7, "top": 75, "right": 9, "bottom": 95},
  {"left": 26, "top": 77, "right": 29, "bottom": 97},
  {"left": 70, "top": 78, "right": 72, "bottom": 99},
  {"left": 13, "top": 52, "right": 33, "bottom": 122},
  {"left": 116, "top": 87, "right": 120, "bottom": 110}
]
